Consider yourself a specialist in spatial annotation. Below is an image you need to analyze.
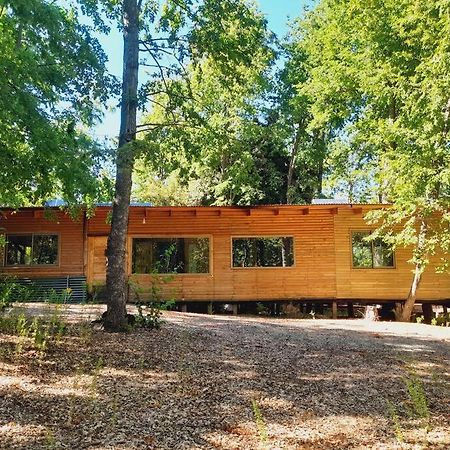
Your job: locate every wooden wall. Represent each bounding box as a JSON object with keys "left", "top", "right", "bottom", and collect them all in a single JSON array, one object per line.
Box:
[
  {"left": 334, "top": 208, "right": 450, "bottom": 301},
  {"left": 0, "top": 209, "right": 85, "bottom": 277},
  {"left": 2, "top": 205, "right": 449, "bottom": 303},
  {"left": 87, "top": 206, "right": 337, "bottom": 301}
]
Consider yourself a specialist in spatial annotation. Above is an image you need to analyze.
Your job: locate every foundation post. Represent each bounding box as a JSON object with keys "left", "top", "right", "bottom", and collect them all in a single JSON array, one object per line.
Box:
[
  {"left": 232, "top": 303, "right": 238, "bottom": 316},
  {"left": 394, "top": 302, "right": 403, "bottom": 321},
  {"left": 332, "top": 301, "right": 338, "bottom": 319},
  {"left": 422, "top": 303, "right": 433, "bottom": 324},
  {"left": 207, "top": 302, "right": 213, "bottom": 315},
  {"left": 347, "top": 302, "right": 354, "bottom": 318},
  {"left": 181, "top": 304, "right": 187, "bottom": 313}
]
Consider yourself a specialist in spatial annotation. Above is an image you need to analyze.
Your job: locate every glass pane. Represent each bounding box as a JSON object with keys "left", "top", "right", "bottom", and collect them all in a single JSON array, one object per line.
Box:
[
  {"left": 132, "top": 238, "right": 154, "bottom": 274},
  {"left": 132, "top": 238, "right": 210, "bottom": 274},
  {"left": 185, "top": 238, "right": 210, "bottom": 273},
  {"left": 32, "top": 235, "right": 58, "bottom": 265},
  {"left": 6, "top": 235, "right": 32, "bottom": 265},
  {"left": 352, "top": 232, "right": 373, "bottom": 268},
  {"left": 373, "top": 238, "right": 394, "bottom": 267},
  {"left": 152, "top": 238, "right": 183, "bottom": 273},
  {"left": 232, "top": 237, "right": 294, "bottom": 267}
]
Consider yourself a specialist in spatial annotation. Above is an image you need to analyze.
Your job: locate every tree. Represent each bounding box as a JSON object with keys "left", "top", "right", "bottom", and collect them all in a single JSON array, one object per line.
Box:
[
  {"left": 134, "top": 46, "right": 274, "bottom": 206},
  {"left": 84, "top": 0, "right": 271, "bottom": 330},
  {"left": 0, "top": 0, "right": 113, "bottom": 208},
  {"left": 295, "top": 0, "right": 450, "bottom": 320}
]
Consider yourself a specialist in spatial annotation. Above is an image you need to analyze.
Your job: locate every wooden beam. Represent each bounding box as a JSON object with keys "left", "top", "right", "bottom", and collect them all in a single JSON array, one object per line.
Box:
[
  {"left": 329, "top": 207, "right": 339, "bottom": 215},
  {"left": 352, "top": 207, "right": 363, "bottom": 214},
  {"left": 300, "top": 208, "right": 310, "bottom": 215},
  {"left": 273, "top": 208, "right": 280, "bottom": 216}
]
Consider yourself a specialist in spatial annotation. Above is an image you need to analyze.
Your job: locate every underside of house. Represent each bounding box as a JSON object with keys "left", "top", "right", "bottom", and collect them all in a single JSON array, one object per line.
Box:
[{"left": 1, "top": 204, "right": 449, "bottom": 314}]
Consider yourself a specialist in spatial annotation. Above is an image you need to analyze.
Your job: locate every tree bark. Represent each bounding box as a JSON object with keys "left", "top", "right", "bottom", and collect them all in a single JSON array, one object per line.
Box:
[
  {"left": 400, "top": 219, "right": 428, "bottom": 322},
  {"left": 286, "top": 125, "right": 302, "bottom": 205},
  {"left": 104, "top": 0, "right": 140, "bottom": 331}
]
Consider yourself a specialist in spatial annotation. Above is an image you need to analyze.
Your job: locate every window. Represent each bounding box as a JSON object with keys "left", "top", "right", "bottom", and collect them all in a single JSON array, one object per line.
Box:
[
  {"left": 232, "top": 237, "right": 294, "bottom": 268},
  {"left": 5, "top": 234, "right": 58, "bottom": 266},
  {"left": 351, "top": 232, "right": 394, "bottom": 268},
  {"left": 132, "top": 237, "right": 210, "bottom": 274}
]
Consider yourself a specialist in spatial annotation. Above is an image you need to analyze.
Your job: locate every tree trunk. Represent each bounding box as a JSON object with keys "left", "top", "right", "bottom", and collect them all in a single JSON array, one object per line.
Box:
[
  {"left": 286, "top": 125, "right": 302, "bottom": 205},
  {"left": 400, "top": 220, "right": 428, "bottom": 322},
  {"left": 104, "top": 0, "right": 140, "bottom": 331}
]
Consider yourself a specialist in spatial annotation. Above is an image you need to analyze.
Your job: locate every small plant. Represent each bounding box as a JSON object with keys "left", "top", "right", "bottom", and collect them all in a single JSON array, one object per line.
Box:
[
  {"left": 30, "top": 317, "right": 48, "bottom": 355},
  {"left": 387, "top": 400, "right": 404, "bottom": 443},
  {"left": 433, "top": 312, "right": 450, "bottom": 327},
  {"left": 15, "top": 313, "right": 29, "bottom": 354},
  {"left": 89, "top": 356, "right": 104, "bottom": 398},
  {"left": 403, "top": 370, "right": 430, "bottom": 426},
  {"left": 256, "top": 302, "right": 269, "bottom": 316},
  {"left": 77, "top": 321, "right": 93, "bottom": 344},
  {"left": 251, "top": 399, "right": 268, "bottom": 446},
  {"left": 2, "top": 311, "right": 68, "bottom": 356},
  {"left": 130, "top": 266, "right": 175, "bottom": 330},
  {"left": 416, "top": 315, "right": 424, "bottom": 324},
  {"left": 44, "top": 427, "right": 58, "bottom": 450}
]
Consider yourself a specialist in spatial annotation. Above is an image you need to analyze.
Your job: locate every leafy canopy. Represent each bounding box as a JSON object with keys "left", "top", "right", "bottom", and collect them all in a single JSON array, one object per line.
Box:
[{"left": 0, "top": 0, "right": 114, "bottom": 207}]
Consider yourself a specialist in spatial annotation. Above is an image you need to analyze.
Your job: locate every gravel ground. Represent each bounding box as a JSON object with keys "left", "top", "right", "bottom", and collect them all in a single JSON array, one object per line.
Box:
[{"left": 0, "top": 304, "right": 449, "bottom": 449}]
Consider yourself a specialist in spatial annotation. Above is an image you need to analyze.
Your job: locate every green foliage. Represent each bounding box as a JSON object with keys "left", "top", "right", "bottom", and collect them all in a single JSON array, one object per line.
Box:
[
  {"left": 0, "top": 310, "right": 67, "bottom": 356},
  {"left": 251, "top": 399, "right": 268, "bottom": 445},
  {"left": 403, "top": 369, "right": 430, "bottom": 428},
  {"left": 291, "top": 0, "right": 450, "bottom": 316},
  {"left": 0, "top": 276, "right": 36, "bottom": 310},
  {"left": 387, "top": 400, "right": 404, "bottom": 443},
  {"left": 255, "top": 302, "right": 270, "bottom": 316},
  {"left": 0, "top": 0, "right": 114, "bottom": 207},
  {"left": 130, "top": 270, "right": 176, "bottom": 330}
]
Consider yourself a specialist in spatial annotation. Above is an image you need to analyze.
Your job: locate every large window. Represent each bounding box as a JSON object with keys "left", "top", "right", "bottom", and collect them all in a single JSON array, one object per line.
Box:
[
  {"left": 132, "top": 237, "right": 210, "bottom": 274},
  {"left": 5, "top": 234, "right": 59, "bottom": 266},
  {"left": 351, "top": 232, "right": 394, "bottom": 268},
  {"left": 232, "top": 237, "right": 294, "bottom": 268}
]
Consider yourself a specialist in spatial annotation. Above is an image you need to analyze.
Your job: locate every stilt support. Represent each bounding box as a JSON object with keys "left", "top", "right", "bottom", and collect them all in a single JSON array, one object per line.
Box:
[
  {"left": 422, "top": 303, "right": 433, "bottom": 324},
  {"left": 332, "top": 301, "right": 338, "bottom": 319},
  {"left": 207, "top": 302, "right": 213, "bottom": 315},
  {"left": 232, "top": 303, "right": 238, "bottom": 316},
  {"left": 181, "top": 304, "right": 187, "bottom": 313},
  {"left": 347, "top": 302, "right": 354, "bottom": 318}
]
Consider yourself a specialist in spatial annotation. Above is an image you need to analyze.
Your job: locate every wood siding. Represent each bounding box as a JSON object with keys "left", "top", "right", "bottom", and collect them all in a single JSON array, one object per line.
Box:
[
  {"left": 0, "top": 209, "right": 85, "bottom": 277},
  {"left": 2, "top": 205, "right": 449, "bottom": 302},
  {"left": 87, "top": 206, "right": 337, "bottom": 301},
  {"left": 334, "top": 208, "right": 450, "bottom": 301}
]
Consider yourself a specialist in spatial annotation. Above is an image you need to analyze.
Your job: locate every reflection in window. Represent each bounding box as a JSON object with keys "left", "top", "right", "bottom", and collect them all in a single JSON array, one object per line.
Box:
[
  {"left": 5, "top": 234, "right": 58, "bottom": 266},
  {"left": 232, "top": 237, "right": 294, "bottom": 267},
  {"left": 132, "top": 237, "right": 210, "bottom": 274},
  {"left": 352, "top": 232, "right": 394, "bottom": 268}
]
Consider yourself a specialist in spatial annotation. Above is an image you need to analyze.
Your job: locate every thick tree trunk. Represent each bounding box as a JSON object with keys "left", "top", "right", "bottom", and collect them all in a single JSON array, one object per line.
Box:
[
  {"left": 400, "top": 220, "right": 428, "bottom": 322},
  {"left": 104, "top": 0, "right": 139, "bottom": 331}
]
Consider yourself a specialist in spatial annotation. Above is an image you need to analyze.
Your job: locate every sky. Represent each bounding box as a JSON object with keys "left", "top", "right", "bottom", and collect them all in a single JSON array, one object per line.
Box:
[{"left": 94, "top": 1, "right": 310, "bottom": 140}]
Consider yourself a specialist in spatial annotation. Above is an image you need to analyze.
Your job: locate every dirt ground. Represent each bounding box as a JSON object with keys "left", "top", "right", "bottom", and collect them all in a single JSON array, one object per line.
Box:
[{"left": 1, "top": 304, "right": 449, "bottom": 449}]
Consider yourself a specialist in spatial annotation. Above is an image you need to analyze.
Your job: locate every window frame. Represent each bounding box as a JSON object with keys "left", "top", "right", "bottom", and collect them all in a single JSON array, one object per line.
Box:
[
  {"left": 128, "top": 235, "right": 213, "bottom": 276},
  {"left": 350, "top": 230, "right": 396, "bottom": 270},
  {"left": 230, "top": 235, "right": 296, "bottom": 269},
  {"left": 4, "top": 232, "right": 60, "bottom": 267}
]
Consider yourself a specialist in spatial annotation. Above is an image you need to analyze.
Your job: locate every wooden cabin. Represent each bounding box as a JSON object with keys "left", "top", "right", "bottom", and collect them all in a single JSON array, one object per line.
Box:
[{"left": 1, "top": 204, "right": 449, "bottom": 310}]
